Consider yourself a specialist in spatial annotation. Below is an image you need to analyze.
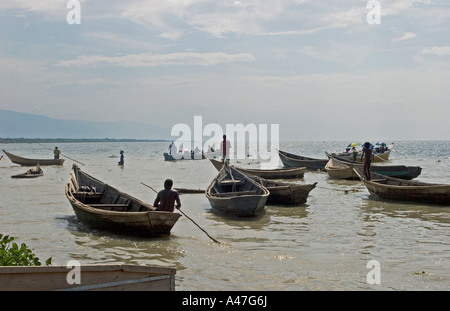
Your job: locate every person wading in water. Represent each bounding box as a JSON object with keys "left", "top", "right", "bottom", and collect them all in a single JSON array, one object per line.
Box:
[{"left": 361, "top": 142, "right": 373, "bottom": 180}]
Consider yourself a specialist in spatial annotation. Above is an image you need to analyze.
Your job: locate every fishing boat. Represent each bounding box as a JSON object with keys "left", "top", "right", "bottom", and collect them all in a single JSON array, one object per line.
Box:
[
  {"left": 251, "top": 176, "right": 317, "bottom": 206},
  {"left": 325, "top": 155, "right": 422, "bottom": 180},
  {"left": 205, "top": 162, "right": 269, "bottom": 216},
  {"left": 330, "top": 143, "right": 393, "bottom": 163},
  {"left": 2, "top": 149, "right": 64, "bottom": 166},
  {"left": 209, "top": 158, "right": 306, "bottom": 179},
  {"left": 65, "top": 164, "right": 181, "bottom": 236},
  {"left": 354, "top": 167, "right": 450, "bottom": 205},
  {"left": 277, "top": 149, "right": 328, "bottom": 170},
  {"left": 11, "top": 165, "right": 43, "bottom": 178},
  {"left": 0, "top": 264, "right": 176, "bottom": 291}
]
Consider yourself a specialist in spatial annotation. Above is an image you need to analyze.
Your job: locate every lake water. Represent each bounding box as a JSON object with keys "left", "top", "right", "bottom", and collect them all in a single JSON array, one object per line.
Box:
[{"left": 0, "top": 140, "right": 449, "bottom": 291}]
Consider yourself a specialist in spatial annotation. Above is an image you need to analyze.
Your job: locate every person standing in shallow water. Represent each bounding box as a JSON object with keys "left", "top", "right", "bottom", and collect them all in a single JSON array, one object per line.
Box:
[
  {"left": 220, "top": 135, "right": 231, "bottom": 162},
  {"left": 118, "top": 150, "right": 124, "bottom": 166},
  {"left": 361, "top": 142, "right": 373, "bottom": 180},
  {"left": 153, "top": 179, "right": 181, "bottom": 212}
]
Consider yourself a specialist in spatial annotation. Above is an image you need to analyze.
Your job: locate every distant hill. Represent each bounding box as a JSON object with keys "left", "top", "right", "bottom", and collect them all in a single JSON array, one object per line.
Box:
[{"left": 0, "top": 109, "right": 171, "bottom": 140}]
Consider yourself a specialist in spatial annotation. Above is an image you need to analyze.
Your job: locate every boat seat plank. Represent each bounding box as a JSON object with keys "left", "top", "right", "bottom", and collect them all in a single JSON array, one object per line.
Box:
[
  {"left": 211, "top": 190, "right": 258, "bottom": 197},
  {"left": 219, "top": 180, "right": 243, "bottom": 186}
]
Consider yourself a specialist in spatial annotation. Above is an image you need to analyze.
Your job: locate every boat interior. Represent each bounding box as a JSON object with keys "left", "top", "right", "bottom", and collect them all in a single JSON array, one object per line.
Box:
[{"left": 70, "top": 168, "right": 154, "bottom": 212}]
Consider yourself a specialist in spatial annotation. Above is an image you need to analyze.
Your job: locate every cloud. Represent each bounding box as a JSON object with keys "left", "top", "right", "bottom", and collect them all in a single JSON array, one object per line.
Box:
[
  {"left": 392, "top": 32, "right": 417, "bottom": 42},
  {"left": 55, "top": 52, "right": 256, "bottom": 67},
  {"left": 421, "top": 46, "right": 450, "bottom": 56}
]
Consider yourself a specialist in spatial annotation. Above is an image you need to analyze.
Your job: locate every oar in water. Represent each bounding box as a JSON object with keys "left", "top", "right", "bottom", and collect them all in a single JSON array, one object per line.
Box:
[
  {"left": 140, "top": 182, "right": 222, "bottom": 244},
  {"left": 35, "top": 142, "right": 86, "bottom": 166}
]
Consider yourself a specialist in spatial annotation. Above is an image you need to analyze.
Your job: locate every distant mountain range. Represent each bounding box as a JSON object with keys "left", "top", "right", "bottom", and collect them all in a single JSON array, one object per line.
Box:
[{"left": 0, "top": 109, "right": 171, "bottom": 140}]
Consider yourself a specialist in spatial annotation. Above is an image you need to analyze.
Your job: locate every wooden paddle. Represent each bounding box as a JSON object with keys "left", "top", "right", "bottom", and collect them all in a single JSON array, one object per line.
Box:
[{"left": 140, "top": 182, "right": 222, "bottom": 244}]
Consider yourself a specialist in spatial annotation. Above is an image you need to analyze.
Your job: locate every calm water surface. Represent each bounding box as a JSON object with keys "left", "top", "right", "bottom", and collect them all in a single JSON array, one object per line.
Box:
[{"left": 0, "top": 141, "right": 449, "bottom": 290}]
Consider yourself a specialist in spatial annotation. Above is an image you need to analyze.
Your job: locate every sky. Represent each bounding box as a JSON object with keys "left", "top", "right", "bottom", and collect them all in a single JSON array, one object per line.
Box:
[{"left": 0, "top": 0, "right": 449, "bottom": 141}]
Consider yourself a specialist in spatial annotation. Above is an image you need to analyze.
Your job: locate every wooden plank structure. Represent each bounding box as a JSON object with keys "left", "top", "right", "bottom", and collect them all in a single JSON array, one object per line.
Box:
[{"left": 0, "top": 264, "right": 176, "bottom": 291}]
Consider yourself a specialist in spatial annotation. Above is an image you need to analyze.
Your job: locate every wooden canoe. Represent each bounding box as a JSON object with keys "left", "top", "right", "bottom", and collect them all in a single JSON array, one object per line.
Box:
[
  {"left": 209, "top": 158, "right": 305, "bottom": 179},
  {"left": 354, "top": 167, "right": 450, "bottom": 205},
  {"left": 277, "top": 149, "right": 328, "bottom": 170},
  {"left": 251, "top": 176, "right": 317, "bottom": 206},
  {"left": 11, "top": 165, "right": 44, "bottom": 178},
  {"left": 325, "top": 157, "right": 358, "bottom": 180},
  {"left": 65, "top": 164, "right": 181, "bottom": 236},
  {"left": 206, "top": 161, "right": 269, "bottom": 216},
  {"left": 325, "top": 154, "right": 422, "bottom": 180},
  {"left": 3, "top": 149, "right": 65, "bottom": 166},
  {"left": 0, "top": 264, "right": 175, "bottom": 291}
]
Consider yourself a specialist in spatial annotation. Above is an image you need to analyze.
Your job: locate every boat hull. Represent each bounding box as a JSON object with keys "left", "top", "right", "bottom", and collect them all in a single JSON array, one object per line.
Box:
[
  {"left": 3, "top": 149, "right": 64, "bottom": 166},
  {"left": 66, "top": 165, "right": 181, "bottom": 236},
  {"left": 277, "top": 150, "right": 327, "bottom": 170},
  {"left": 354, "top": 168, "right": 450, "bottom": 205},
  {"left": 206, "top": 162, "right": 269, "bottom": 217},
  {"left": 209, "top": 158, "right": 306, "bottom": 179},
  {"left": 264, "top": 181, "right": 317, "bottom": 206},
  {"left": 325, "top": 155, "right": 422, "bottom": 180}
]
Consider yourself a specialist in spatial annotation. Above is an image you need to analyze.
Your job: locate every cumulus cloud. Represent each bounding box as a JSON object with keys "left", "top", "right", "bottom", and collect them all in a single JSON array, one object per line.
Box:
[
  {"left": 421, "top": 46, "right": 450, "bottom": 56},
  {"left": 392, "top": 32, "right": 417, "bottom": 42}
]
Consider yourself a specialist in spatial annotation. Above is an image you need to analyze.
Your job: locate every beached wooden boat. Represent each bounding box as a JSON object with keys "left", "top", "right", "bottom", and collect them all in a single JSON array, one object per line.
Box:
[
  {"left": 277, "top": 149, "right": 328, "bottom": 170},
  {"left": 0, "top": 264, "right": 176, "bottom": 291},
  {"left": 65, "top": 164, "right": 181, "bottom": 236},
  {"left": 11, "top": 165, "right": 44, "bottom": 178},
  {"left": 209, "top": 158, "right": 305, "bottom": 179},
  {"left": 3, "top": 149, "right": 64, "bottom": 166},
  {"left": 354, "top": 167, "right": 450, "bottom": 205},
  {"left": 325, "top": 155, "right": 422, "bottom": 180},
  {"left": 206, "top": 162, "right": 269, "bottom": 216}
]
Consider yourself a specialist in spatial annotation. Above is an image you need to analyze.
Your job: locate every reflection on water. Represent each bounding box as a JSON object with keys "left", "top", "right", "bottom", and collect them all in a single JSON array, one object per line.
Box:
[{"left": 0, "top": 140, "right": 449, "bottom": 290}]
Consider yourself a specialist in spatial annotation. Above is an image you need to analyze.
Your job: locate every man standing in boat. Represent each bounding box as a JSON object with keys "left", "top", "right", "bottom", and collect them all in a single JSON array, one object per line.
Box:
[
  {"left": 220, "top": 135, "right": 232, "bottom": 162},
  {"left": 153, "top": 179, "right": 181, "bottom": 212},
  {"left": 361, "top": 142, "right": 373, "bottom": 180},
  {"left": 54, "top": 147, "right": 61, "bottom": 159}
]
